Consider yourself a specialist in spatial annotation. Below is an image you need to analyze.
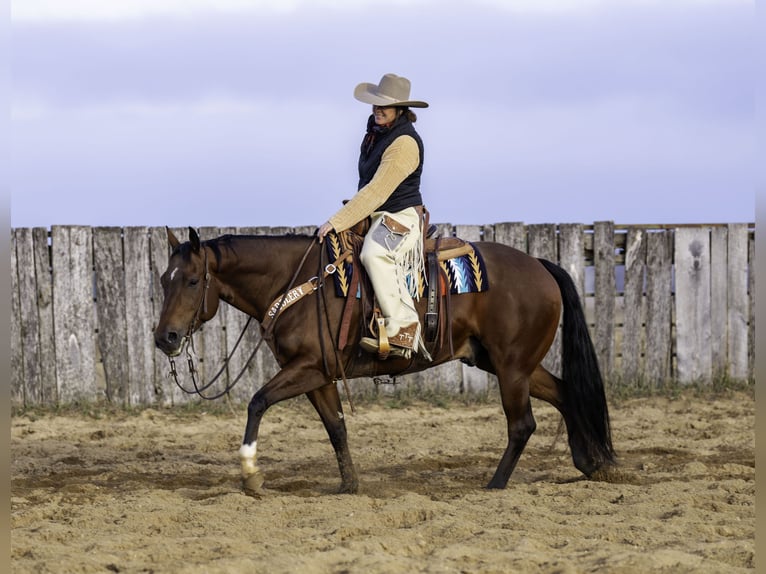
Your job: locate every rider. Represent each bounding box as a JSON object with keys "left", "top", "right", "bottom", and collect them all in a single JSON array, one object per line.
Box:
[{"left": 318, "top": 73, "right": 429, "bottom": 360}]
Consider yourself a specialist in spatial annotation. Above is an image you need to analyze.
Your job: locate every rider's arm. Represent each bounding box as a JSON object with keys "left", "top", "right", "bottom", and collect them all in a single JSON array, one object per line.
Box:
[{"left": 327, "top": 135, "right": 419, "bottom": 233}]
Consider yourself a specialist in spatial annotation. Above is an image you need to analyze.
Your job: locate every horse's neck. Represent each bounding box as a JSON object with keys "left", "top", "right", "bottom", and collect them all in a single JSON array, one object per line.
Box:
[{"left": 215, "top": 235, "right": 316, "bottom": 321}]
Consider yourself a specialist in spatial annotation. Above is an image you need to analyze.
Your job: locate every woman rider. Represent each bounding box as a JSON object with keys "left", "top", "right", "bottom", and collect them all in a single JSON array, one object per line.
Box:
[{"left": 318, "top": 73, "right": 429, "bottom": 360}]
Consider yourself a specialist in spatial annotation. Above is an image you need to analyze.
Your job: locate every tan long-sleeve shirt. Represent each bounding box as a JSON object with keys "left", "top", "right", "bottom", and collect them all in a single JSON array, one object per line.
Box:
[{"left": 328, "top": 135, "right": 420, "bottom": 232}]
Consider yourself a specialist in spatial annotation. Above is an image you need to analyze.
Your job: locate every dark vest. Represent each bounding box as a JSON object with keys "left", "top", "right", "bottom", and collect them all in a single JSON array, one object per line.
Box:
[{"left": 358, "top": 115, "right": 424, "bottom": 213}]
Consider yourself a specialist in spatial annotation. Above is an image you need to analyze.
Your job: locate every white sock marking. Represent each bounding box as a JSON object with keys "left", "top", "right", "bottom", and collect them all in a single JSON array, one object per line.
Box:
[{"left": 239, "top": 441, "right": 258, "bottom": 477}]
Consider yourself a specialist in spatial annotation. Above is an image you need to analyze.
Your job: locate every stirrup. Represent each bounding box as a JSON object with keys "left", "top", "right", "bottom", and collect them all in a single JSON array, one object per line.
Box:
[
  {"left": 359, "top": 337, "right": 409, "bottom": 359},
  {"left": 374, "top": 317, "right": 390, "bottom": 359}
]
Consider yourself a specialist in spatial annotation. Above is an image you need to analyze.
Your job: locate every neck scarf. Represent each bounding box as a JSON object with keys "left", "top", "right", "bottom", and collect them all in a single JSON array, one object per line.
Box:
[{"left": 360, "top": 114, "right": 402, "bottom": 158}]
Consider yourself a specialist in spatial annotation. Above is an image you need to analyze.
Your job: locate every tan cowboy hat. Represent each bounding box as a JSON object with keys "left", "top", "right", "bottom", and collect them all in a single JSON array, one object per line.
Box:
[{"left": 354, "top": 73, "right": 429, "bottom": 108}]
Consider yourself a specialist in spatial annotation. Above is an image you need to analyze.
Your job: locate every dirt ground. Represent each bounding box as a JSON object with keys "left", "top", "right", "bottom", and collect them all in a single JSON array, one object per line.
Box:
[{"left": 11, "top": 389, "right": 754, "bottom": 573}]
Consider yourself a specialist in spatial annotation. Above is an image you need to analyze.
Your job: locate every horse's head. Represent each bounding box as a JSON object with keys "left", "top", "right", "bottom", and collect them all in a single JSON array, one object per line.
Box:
[{"left": 154, "top": 227, "right": 221, "bottom": 357}]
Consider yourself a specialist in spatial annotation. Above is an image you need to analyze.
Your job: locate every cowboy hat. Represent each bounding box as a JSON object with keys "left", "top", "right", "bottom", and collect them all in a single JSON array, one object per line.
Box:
[{"left": 354, "top": 73, "right": 429, "bottom": 108}]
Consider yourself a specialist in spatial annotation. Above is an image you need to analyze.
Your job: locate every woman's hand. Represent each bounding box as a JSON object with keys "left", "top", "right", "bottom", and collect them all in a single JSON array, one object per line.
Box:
[{"left": 317, "top": 221, "right": 334, "bottom": 243}]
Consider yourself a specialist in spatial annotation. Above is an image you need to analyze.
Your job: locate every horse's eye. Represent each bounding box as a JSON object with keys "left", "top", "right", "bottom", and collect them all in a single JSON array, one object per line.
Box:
[{"left": 188, "top": 278, "right": 199, "bottom": 287}]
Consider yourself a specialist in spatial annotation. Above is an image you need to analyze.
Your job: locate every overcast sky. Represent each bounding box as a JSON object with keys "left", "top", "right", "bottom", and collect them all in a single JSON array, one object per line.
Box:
[{"left": 10, "top": 0, "right": 755, "bottom": 229}]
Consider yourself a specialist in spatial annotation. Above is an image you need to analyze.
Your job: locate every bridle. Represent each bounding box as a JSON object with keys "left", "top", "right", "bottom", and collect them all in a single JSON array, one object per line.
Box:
[
  {"left": 165, "top": 236, "right": 354, "bottom": 405},
  {"left": 167, "top": 238, "right": 317, "bottom": 401}
]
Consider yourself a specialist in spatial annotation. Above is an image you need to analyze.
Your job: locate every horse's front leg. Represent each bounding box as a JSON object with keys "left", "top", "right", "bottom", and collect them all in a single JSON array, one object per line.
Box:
[
  {"left": 240, "top": 364, "right": 328, "bottom": 495},
  {"left": 306, "top": 383, "right": 358, "bottom": 494}
]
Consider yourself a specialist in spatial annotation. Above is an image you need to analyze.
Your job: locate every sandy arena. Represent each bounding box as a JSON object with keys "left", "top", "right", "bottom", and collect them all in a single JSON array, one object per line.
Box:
[{"left": 11, "top": 390, "right": 754, "bottom": 573}]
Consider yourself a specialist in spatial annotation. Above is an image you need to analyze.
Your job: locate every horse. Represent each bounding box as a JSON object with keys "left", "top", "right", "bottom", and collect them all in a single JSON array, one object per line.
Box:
[{"left": 154, "top": 226, "right": 615, "bottom": 495}]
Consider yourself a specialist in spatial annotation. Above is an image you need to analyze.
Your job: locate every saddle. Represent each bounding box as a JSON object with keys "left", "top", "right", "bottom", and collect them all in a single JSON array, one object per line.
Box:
[{"left": 335, "top": 207, "right": 467, "bottom": 357}]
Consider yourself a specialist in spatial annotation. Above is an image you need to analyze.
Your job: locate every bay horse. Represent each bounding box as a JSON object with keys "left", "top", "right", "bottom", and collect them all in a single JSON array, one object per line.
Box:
[{"left": 154, "top": 227, "right": 615, "bottom": 495}]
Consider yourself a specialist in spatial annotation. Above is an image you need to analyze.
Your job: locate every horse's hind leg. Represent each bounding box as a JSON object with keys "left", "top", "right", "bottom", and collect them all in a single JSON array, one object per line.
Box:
[
  {"left": 529, "top": 365, "right": 563, "bottom": 409},
  {"left": 487, "top": 371, "right": 537, "bottom": 489},
  {"left": 306, "top": 384, "right": 359, "bottom": 494}
]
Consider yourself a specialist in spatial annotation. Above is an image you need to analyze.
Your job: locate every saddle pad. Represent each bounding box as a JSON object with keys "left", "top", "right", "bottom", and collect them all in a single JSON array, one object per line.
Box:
[{"left": 324, "top": 232, "right": 489, "bottom": 298}]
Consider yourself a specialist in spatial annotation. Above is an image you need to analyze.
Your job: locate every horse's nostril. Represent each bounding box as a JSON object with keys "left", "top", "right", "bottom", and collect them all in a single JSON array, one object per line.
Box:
[{"left": 167, "top": 331, "right": 178, "bottom": 343}]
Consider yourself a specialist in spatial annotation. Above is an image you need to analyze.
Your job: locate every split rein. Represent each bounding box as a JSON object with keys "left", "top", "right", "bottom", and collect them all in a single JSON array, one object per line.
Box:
[{"left": 166, "top": 237, "right": 352, "bottom": 403}]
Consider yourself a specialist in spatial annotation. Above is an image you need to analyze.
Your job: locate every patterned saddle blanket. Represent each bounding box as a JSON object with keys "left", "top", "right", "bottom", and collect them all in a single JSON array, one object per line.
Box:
[{"left": 324, "top": 232, "right": 490, "bottom": 298}]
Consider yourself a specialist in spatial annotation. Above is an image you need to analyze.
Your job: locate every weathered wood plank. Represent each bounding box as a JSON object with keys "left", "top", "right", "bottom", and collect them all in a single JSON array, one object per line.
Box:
[
  {"left": 709, "top": 227, "right": 728, "bottom": 379},
  {"left": 11, "top": 231, "right": 24, "bottom": 406},
  {"left": 123, "top": 227, "right": 156, "bottom": 405},
  {"left": 621, "top": 228, "right": 646, "bottom": 383},
  {"left": 645, "top": 231, "right": 673, "bottom": 387},
  {"left": 674, "top": 227, "right": 712, "bottom": 384},
  {"left": 15, "top": 228, "right": 44, "bottom": 405},
  {"left": 527, "top": 224, "right": 557, "bottom": 260},
  {"left": 558, "top": 224, "right": 585, "bottom": 300},
  {"left": 727, "top": 223, "right": 749, "bottom": 380},
  {"left": 32, "top": 228, "right": 57, "bottom": 404},
  {"left": 51, "top": 225, "right": 97, "bottom": 404},
  {"left": 593, "top": 221, "right": 615, "bottom": 381},
  {"left": 492, "top": 222, "right": 526, "bottom": 252},
  {"left": 292, "top": 225, "right": 316, "bottom": 237},
  {"left": 93, "top": 227, "right": 129, "bottom": 405}
]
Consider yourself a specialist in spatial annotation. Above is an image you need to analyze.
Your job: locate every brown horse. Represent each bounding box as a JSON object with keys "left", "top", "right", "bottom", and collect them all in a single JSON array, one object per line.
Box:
[{"left": 154, "top": 227, "right": 615, "bottom": 494}]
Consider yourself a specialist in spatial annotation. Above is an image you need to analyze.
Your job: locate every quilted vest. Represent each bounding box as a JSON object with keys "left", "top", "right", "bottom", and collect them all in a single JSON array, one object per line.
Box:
[{"left": 358, "top": 115, "right": 424, "bottom": 214}]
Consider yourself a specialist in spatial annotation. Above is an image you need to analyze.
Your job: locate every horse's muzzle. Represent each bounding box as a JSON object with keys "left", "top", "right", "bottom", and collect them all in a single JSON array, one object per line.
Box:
[{"left": 154, "top": 329, "right": 185, "bottom": 357}]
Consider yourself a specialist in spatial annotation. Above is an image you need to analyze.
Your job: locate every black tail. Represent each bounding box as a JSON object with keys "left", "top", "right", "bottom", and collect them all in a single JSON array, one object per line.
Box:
[{"left": 538, "top": 258, "right": 616, "bottom": 473}]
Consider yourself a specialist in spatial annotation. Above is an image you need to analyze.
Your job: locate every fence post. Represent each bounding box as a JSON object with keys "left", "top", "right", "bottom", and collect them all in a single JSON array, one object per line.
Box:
[
  {"left": 51, "top": 225, "right": 98, "bottom": 404},
  {"left": 645, "top": 231, "right": 673, "bottom": 387},
  {"left": 93, "top": 227, "right": 129, "bottom": 405},
  {"left": 674, "top": 227, "right": 713, "bottom": 384},
  {"left": 621, "top": 228, "right": 646, "bottom": 384},
  {"left": 710, "top": 227, "right": 728, "bottom": 379},
  {"left": 11, "top": 231, "right": 23, "bottom": 406},
  {"left": 123, "top": 227, "right": 156, "bottom": 405},
  {"left": 593, "top": 221, "right": 615, "bottom": 382},
  {"left": 493, "top": 222, "right": 527, "bottom": 253},
  {"left": 727, "top": 223, "right": 750, "bottom": 381},
  {"left": 33, "top": 228, "right": 57, "bottom": 404}
]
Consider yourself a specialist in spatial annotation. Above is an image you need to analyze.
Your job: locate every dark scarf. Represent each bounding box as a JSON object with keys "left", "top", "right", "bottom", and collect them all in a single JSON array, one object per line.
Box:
[{"left": 360, "top": 113, "right": 403, "bottom": 159}]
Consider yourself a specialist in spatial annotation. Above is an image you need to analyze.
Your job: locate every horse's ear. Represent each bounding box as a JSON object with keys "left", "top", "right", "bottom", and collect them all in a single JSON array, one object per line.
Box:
[
  {"left": 189, "top": 227, "right": 201, "bottom": 253},
  {"left": 166, "top": 227, "right": 180, "bottom": 249}
]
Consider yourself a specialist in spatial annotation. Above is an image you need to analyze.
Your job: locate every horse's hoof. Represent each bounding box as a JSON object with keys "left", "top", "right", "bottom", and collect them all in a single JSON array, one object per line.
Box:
[
  {"left": 337, "top": 481, "right": 359, "bottom": 495},
  {"left": 242, "top": 470, "right": 265, "bottom": 496}
]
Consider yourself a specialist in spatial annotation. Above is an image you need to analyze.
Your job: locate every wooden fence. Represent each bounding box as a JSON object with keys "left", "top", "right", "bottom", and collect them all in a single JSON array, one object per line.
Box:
[{"left": 10, "top": 222, "right": 755, "bottom": 408}]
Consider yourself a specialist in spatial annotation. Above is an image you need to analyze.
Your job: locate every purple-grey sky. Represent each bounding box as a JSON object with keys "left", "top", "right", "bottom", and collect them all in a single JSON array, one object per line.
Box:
[{"left": 10, "top": 0, "right": 755, "bottom": 229}]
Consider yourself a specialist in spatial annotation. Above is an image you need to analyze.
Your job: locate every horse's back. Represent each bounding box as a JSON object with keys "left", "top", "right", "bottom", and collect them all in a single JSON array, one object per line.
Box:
[
  {"left": 473, "top": 241, "right": 561, "bottom": 304},
  {"left": 450, "top": 241, "right": 562, "bottom": 363}
]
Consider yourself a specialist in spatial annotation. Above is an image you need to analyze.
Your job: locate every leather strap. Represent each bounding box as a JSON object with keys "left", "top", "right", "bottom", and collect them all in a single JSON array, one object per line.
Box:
[
  {"left": 425, "top": 247, "right": 440, "bottom": 343},
  {"left": 262, "top": 249, "right": 352, "bottom": 331},
  {"left": 337, "top": 252, "right": 362, "bottom": 350}
]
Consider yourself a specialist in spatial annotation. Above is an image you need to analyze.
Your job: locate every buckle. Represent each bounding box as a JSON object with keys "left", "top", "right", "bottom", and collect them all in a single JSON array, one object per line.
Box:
[{"left": 325, "top": 263, "right": 337, "bottom": 274}]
